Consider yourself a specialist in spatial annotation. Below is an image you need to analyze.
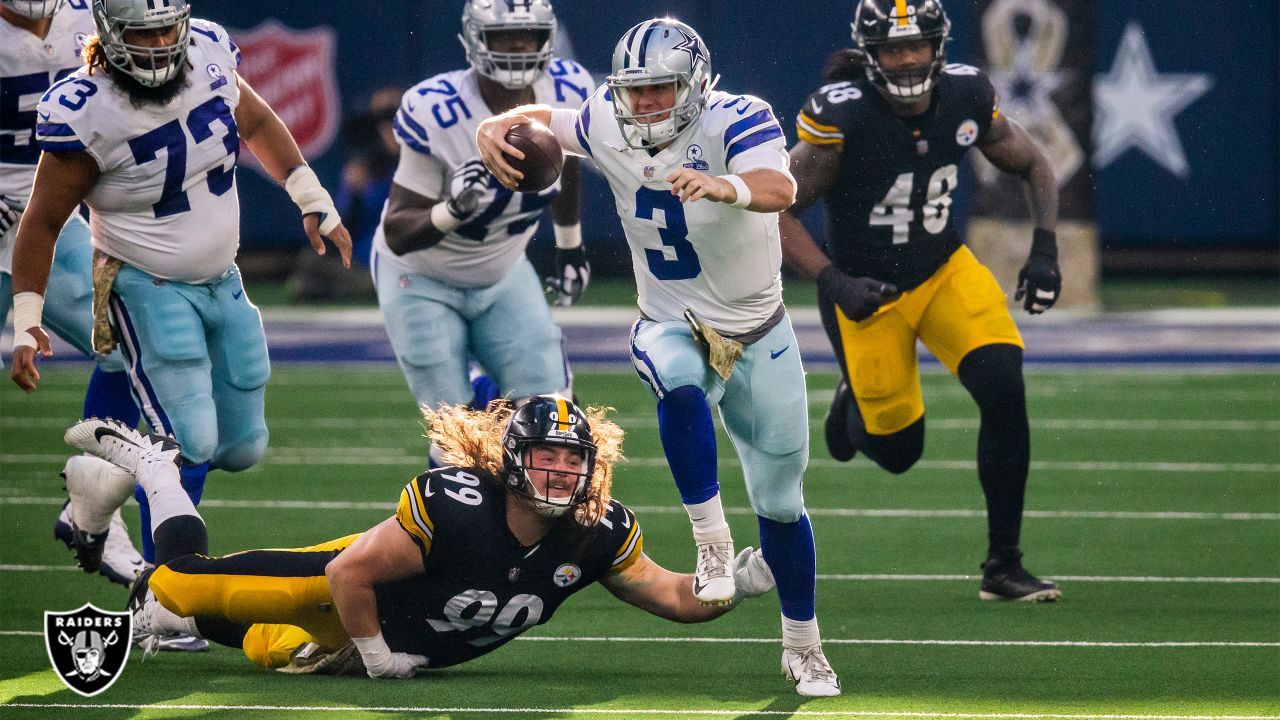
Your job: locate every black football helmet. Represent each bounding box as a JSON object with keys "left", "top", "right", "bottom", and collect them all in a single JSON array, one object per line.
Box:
[
  {"left": 852, "top": 0, "right": 950, "bottom": 103},
  {"left": 502, "top": 395, "right": 596, "bottom": 518}
]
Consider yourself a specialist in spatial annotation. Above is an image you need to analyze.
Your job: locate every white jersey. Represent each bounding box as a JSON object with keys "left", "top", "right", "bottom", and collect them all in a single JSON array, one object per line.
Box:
[
  {"left": 0, "top": 3, "right": 95, "bottom": 273},
  {"left": 556, "top": 88, "right": 793, "bottom": 335},
  {"left": 373, "top": 59, "right": 592, "bottom": 288},
  {"left": 36, "top": 19, "right": 243, "bottom": 283}
]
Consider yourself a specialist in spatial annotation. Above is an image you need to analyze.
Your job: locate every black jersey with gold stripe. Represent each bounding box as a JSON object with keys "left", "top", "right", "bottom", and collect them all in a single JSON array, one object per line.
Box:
[
  {"left": 378, "top": 466, "right": 643, "bottom": 668},
  {"left": 795, "top": 65, "right": 999, "bottom": 290}
]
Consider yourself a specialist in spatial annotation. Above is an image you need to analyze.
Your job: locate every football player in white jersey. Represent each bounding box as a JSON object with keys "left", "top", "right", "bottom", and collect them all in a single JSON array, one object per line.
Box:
[
  {"left": 8, "top": 0, "right": 351, "bottom": 601},
  {"left": 1, "top": 0, "right": 148, "bottom": 585},
  {"left": 477, "top": 18, "right": 840, "bottom": 697},
  {"left": 370, "top": 0, "right": 591, "bottom": 456}
]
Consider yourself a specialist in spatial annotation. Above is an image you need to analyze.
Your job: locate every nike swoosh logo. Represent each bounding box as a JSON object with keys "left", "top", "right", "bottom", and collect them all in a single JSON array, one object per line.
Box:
[
  {"left": 38, "top": 112, "right": 50, "bottom": 121},
  {"left": 94, "top": 426, "right": 138, "bottom": 447},
  {"left": 232, "top": 289, "right": 243, "bottom": 300},
  {"left": 735, "top": 104, "right": 751, "bottom": 116},
  {"left": 863, "top": 18, "right": 878, "bottom": 26},
  {"left": 692, "top": 577, "right": 708, "bottom": 594},
  {"left": 770, "top": 346, "right": 790, "bottom": 360},
  {"left": 422, "top": 478, "right": 434, "bottom": 498},
  {"left": 810, "top": 99, "right": 823, "bottom": 114}
]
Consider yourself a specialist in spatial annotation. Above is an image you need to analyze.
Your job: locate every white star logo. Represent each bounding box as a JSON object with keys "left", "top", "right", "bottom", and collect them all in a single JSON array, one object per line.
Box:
[{"left": 1093, "top": 22, "right": 1213, "bottom": 179}]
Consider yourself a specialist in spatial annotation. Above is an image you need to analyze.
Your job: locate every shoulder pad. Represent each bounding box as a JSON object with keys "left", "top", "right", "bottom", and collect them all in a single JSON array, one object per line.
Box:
[
  {"left": 189, "top": 19, "right": 241, "bottom": 68},
  {"left": 595, "top": 501, "right": 643, "bottom": 572},
  {"left": 709, "top": 94, "right": 784, "bottom": 162},
  {"left": 36, "top": 74, "right": 97, "bottom": 154},
  {"left": 796, "top": 81, "right": 866, "bottom": 147}
]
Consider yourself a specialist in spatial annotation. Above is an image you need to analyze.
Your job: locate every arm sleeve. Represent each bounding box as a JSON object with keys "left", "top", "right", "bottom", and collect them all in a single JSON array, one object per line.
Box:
[
  {"left": 391, "top": 147, "right": 448, "bottom": 200},
  {"left": 395, "top": 474, "right": 436, "bottom": 564}
]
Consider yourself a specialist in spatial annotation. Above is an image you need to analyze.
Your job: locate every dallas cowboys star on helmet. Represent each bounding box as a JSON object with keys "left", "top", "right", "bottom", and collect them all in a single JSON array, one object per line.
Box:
[
  {"left": 1, "top": 0, "right": 64, "bottom": 19},
  {"left": 853, "top": 0, "right": 951, "bottom": 103},
  {"left": 605, "top": 17, "right": 718, "bottom": 149},
  {"left": 459, "top": 0, "right": 556, "bottom": 90},
  {"left": 501, "top": 395, "right": 596, "bottom": 518},
  {"left": 91, "top": 0, "right": 191, "bottom": 88}
]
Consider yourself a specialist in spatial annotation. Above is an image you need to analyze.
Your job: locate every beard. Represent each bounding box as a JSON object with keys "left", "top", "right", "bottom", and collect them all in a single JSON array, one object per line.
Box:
[{"left": 112, "top": 60, "right": 192, "bottom": 109}]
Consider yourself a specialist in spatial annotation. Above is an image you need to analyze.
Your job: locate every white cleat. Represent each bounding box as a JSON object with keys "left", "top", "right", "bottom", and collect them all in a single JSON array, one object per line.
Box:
[
  {"left": 129, "top": 573, "right": 209, "bottom": 656},
  {"left": 100, "top": 510, "right": 147, "bottom": 586},
  {"left": 65, "top": 417, "right": 180, "bottom": 474},
  {"left": 59, "top": 455, "right": 138, "bottom": 574},
  {"left": 782, "top": 645, "right": 842, "bottom": 697},
  {"left": 692, "top": 540, "right": 736, "bottom": 605}
]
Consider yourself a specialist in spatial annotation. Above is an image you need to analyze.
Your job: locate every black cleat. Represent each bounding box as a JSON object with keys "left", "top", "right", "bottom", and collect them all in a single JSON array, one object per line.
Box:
[
  {"left": 980, "top": 554, "right": 1062, "bottom": 602},
  {"left": 823, "top": 379, "right": 859, "bottom": 462}
]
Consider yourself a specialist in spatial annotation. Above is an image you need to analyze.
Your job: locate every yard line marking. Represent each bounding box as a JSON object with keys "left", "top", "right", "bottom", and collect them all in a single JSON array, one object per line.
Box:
[
  {"left": 1, "top": 631, "right": 1275, "bottom": 649},
  {"left": 5, "top": 453, "right": 1279, "bottom": 473},
  {"left": 1, "top": 497, "right": 1275, "bottom": 521},
  {"left": 3, "top": 565, "right": 1276, "bottom": 584},
  {"left": 1, "top": 705, "right": 1277, "bottom": 720},
  {"left": 2, "top": 703, "right": 1277, "bottom": 719}
]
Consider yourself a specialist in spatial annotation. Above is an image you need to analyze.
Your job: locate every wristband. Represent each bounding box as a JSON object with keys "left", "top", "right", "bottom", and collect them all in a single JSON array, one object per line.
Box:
[
  {"left": 1031, "top": 228, "right": 1058, "bottom": 258},
  {"left": 430, "top": 201, "right": 464, "bottom": 233},
  {"left": 720, "top": 174, "right": 752, "bottom": 209},
  {"left": 12, "top": 291, "right": 44, "bottom": 350},
  {"left": 553, "top": 223, "right": 582, "bottom": 250},
  {"left": 284, "top": 165, "right": 341, "bottom": 235}
]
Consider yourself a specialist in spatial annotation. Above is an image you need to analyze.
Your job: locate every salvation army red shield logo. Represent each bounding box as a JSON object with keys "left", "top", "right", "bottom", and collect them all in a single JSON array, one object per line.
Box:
[
  {"left": 232, "top": 20, "right": 341, "bottom": 168},
  {"left": 45, "top": 603, "right": 132, "bottom": 697}
]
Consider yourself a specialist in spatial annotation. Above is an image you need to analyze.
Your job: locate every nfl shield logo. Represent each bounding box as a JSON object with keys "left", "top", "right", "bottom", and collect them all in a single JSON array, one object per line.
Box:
[
  {"left": 232, "top": 20, "right": 341, "bottom": 171},
  {"left": 45, "top": 603, "right": 131, "bottom": 697}
]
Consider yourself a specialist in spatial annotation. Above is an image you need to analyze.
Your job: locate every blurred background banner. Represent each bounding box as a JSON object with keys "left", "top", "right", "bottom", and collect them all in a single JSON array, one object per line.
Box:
[{"left": 206, "top": 1, "right": 1276, "bottom": 274}]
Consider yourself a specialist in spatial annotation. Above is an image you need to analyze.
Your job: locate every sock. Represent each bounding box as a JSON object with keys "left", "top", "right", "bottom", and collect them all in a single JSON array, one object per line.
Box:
[
  {"left": 781, "top": 614, "right": 821, "bottom": 650},
  {"left": 468, "top": 372, "right": 500, "bottom": 410},
  {"left": 137, "top": 459, "right": 207, "bottom": 565},
  {"left": 657, "top": 386, "right": 719, "bottom": 504},
  {"left": 684, "top": 495, "right": 731, "bottom": 544},
  {"left": 83, "top": 368, "right": 140, "bottom": 428},
  {"left": 180, "top": 462, "right": 209, "bottom": 505},
  {"left": 134, "top": 484, "right": 154, "bottom": 563},
  {"left": 759, "top": 514, "right": 817, "bottom": 622}
]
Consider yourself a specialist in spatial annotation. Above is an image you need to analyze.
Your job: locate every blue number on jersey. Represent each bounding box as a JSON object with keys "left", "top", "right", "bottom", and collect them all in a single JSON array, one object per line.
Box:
[
  {"left": 127, "top": 99, "right": 240, "bottom": 218},
  {"left": 57, "top": 79, "right": 98, "bottom": 112},
  {"left": 416, "top": 79, "right": 473, "bottom": 129},
  {"left": 1, "top": 72, "right": 59, "bottom": 165},
  {"left": 548, "top": 59, "right": 588, "bottom": 104},
  {"left": 636, "top": 187, "right": 700, "bottom": 280}
]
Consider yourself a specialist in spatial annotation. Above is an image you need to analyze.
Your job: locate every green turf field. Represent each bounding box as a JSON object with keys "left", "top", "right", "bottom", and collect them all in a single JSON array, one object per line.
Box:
[{"left": 1, "top": 365, "right": 1277, "bottom": 719}]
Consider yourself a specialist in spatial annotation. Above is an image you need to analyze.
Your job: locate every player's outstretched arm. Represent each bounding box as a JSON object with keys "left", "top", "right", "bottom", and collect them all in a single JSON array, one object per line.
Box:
[
  {"left": 779, "top": 141, "right": 842, "bottom": 280},
  {"left": 665, "top": 167, "right": 795, "bottom": 212},
  {"left": 976, "top": 115, "right": 1061, "bottom": 314},
  {"left": 601, "top": 548, "right": 774, "bottom": 622},
  {"left": 9, "top": 150, "right": 99, "bottom": 392},
  {"left": 325, "top": 517, "right": 428, "bottom": 678},
  {"left": 476, "top": 104, "right": 555, "bottom": 189},
  {"left": 234, "top": 75, "right": 352, "bottom": 268}
]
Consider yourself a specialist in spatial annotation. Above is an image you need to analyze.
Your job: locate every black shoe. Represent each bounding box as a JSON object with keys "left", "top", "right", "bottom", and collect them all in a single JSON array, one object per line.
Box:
[
  {"left": 980, "top": 554, "right": 1062, "bottom": 602},
  {"left": 823, "top": 379, "right": 859, "bottom": 462}
]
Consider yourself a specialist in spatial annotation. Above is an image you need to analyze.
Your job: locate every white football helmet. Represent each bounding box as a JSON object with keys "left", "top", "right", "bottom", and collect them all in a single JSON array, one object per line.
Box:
[
  {"left": 1, "top": 0, "right": 64, "bottom": 19},
  {"left": 606, "top": 18, "right": 718, "bottom": 150},
  {"left": 91, "top": 0, "right": 191, "bottom": 88},
  {"left": 458, "top": 0, "right": 556, "bottom": 90}
]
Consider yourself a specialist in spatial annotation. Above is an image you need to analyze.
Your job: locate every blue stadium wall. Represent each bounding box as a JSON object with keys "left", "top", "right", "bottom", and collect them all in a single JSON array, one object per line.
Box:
[{"left": 207, "top": 1, "right": 1277, "bottom": 258}]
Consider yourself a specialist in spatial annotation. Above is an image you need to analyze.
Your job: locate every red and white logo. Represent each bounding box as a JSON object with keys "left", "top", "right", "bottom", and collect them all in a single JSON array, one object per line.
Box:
[{"left": 231, "top": 20, "right": 341, "bottom": 173}]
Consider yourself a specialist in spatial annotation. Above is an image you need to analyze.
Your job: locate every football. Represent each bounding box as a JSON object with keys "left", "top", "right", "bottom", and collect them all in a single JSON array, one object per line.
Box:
[{"left": 503, "top": 122, "right": 564, "bottom": 193}]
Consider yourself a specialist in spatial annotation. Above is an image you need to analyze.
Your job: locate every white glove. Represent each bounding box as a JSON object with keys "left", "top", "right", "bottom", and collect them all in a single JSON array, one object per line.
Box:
[
  {"left": 352, "top": 632, "right": 428, "bottom": 679},
  {"left": 732, "top": 546, "right": 775, "bottom": 602},
  {"left": 446, "top": 158, "right": 491, "bottom": 220},
  {"left": 0, "top": 194, "right": 22, "bottom": 237}
]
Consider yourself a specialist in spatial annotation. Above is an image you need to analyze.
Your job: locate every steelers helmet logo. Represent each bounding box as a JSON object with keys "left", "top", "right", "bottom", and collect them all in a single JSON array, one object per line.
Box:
[
  {"left": 553, "top": 563, "right": 582, "bottom": 588},
  {"left": 956, "top": 119, "right": 979, "bottom": 146}
]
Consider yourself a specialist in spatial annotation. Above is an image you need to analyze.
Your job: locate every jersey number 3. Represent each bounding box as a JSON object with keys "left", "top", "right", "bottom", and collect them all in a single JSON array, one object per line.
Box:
[
  {"left": 871, "top": 164, "right": 958, "bottom": 245},
  {"left": 636, "top": 186, "right": 700, "bottom": 281}
]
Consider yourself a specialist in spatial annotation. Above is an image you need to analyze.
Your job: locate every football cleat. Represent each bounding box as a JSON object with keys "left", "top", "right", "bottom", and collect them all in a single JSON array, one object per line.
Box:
[
  {"left": 128, "top": 569, "right": 208, "bottom": 655},
  {"left": 56, "top": 504, "right": 145, "bottom": 585},
  {"left": 59, "top": 455, "right": 139, "bottom": 572},
  {"left": 980, "top": 554, "right": 1062, "bottom": 602},
  {"left": 823, "top": 379, "right": 860, "bottom": 463},
  {"left": 782, "top": 644, "right": 842, "bottom": 697},
  {"left": 65, "top": 417, "right": 181, "bottom": 474},
  {"left": 692, "top": 540, "right": 736, "bottom": 605}
]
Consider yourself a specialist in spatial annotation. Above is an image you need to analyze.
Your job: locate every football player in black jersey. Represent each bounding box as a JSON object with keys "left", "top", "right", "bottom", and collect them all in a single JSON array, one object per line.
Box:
[
  {"left": 778, "top": 0, "right": 1062, "bottom": 602},
  {"left": 62, "top": 398, "right": 776, "bottom": 680}
]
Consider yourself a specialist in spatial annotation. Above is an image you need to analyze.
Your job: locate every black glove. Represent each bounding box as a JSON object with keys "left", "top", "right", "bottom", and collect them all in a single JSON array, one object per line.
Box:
[
  {"left": 546, "top": 245, "right": 590, "bottom": 306},
  {"left": 816, "top": 265, "right": 899, "bottom": 322},
  {"left": 0, "top": 194, "right": 21, "bottom": 236},
  {"left": 445, "top": 158, "right": 491, "bottom": 220},
  {"left": 1015, "top": 228, "right": 1061, "bottom": 314}
]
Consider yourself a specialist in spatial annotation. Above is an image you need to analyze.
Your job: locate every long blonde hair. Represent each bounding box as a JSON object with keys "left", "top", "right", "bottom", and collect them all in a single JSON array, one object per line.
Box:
[{"left": 420, "top": 401, "right": 625, "bottom": 527}]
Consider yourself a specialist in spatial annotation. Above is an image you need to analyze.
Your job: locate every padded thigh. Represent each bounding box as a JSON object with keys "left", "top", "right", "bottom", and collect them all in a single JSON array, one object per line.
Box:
[
  {"left": 470, "top": 261, "right": 568, "bottom": 396},
  {"left": 112, "top": 267, "right": 208, "bottom": 364},
  {"left": 722, "top": 317, "right": 810, "bottom": 455},
  {"left": 211, "top": 275, "right": 270, "bottom": 391},
  {"left": 918, "top": 251, "right": 1022, "bottom": 374},
  {"left": 629, "top": 319, "right": 717, "bottom": 400}
]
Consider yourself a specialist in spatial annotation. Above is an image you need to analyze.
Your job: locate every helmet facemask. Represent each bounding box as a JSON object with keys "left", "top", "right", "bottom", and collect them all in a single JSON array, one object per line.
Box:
[
  {"left": 1, "top": 0, "right": 65, "bottom": 19},
  {"left": 504, "top": 441, "right": 595, "bottom": 518},
  {"left": 862, "top": 35, "right": 947, "bottom": 103},
  {"left": 852, "top": 0, "right": 950, "bottom": 104},
  {"left": 608, "top": 77, "right": 701, "bottom": 150},
  {"left": 92, "top": 0, "right": 191, "bottom": 88}
]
